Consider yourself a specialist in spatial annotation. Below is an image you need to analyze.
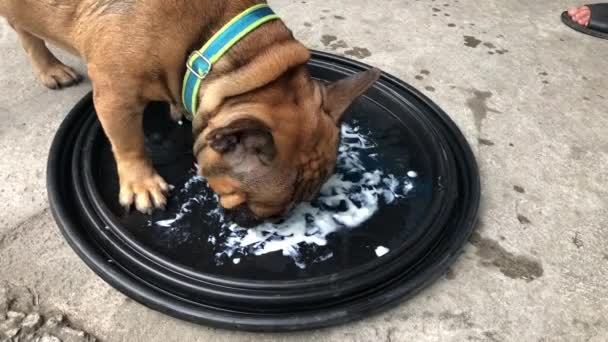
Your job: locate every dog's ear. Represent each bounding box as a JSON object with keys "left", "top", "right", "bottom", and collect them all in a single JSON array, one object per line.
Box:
[
  {"left": 322, "top": 68, "right": 381, "bottom": 123},
  {"left": 206, "top": 116, "right": 276, "bottom": 164}
]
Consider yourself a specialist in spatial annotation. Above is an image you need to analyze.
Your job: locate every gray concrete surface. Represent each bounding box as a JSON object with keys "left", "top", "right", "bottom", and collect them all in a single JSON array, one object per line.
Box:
[{"left": 1, "top": 0, "right": 607, "bottom": 341}]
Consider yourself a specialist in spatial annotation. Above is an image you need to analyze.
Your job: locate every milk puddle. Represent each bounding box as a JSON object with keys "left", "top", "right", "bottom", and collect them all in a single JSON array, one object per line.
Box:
[{"left": 147, "top": 124, "right": 417, "bottom": 269}]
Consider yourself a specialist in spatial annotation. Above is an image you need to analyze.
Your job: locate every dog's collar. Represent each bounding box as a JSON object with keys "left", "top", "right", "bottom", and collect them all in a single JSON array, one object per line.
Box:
[{"left": 181, "top": 4, "right": 280, "bottom": 117}]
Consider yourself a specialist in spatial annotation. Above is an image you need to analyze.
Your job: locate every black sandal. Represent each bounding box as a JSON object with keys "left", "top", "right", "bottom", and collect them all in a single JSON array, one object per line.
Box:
[{"left": 561, "top": 3, "right": 608, "bottom": 39}]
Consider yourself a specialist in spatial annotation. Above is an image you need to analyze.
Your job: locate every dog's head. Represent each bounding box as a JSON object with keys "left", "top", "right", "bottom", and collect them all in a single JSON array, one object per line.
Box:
[{"left": 192, "top": 45, "right": 379, "bottom": 227}]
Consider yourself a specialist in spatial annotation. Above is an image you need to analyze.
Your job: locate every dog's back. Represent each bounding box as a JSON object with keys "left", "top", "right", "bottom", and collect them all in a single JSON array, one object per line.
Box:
[
  {"left": 0, "top": 0, "right": 87, "bottom": 52},
  {"left": 1, "top": 0, "right": 380, "bottom": 224}
]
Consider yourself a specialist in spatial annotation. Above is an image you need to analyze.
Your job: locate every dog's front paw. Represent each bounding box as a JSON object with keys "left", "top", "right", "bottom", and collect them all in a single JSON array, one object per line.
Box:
[
  {"left": 37, "top": 62, "right": 83, "bottom": 89},
  {"left": 117, "top": 162, "right": 170, "bottom": 214}
]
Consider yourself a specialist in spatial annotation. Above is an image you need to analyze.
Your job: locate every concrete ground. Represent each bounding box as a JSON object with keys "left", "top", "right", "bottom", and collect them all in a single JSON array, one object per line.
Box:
[{"left": 1, "top": 0, "right": 607, "bottom": 341}]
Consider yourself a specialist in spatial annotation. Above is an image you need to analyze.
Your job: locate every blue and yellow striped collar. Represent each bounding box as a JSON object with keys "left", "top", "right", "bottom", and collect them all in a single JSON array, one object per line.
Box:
[{"left": 182, "top": 4, "right": 280, "bottom": 117}]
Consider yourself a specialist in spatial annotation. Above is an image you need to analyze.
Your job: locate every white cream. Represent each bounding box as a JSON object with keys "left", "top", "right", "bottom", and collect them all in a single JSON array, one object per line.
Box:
[
  {"left": 151, "top": 124, "right": 418, "bottom": 269},
  {"left": 375, "top": 246, "right": 390, "bottom": 257},
  {"left": 155, "top": 214, "right": 184, "bottom": 228}
]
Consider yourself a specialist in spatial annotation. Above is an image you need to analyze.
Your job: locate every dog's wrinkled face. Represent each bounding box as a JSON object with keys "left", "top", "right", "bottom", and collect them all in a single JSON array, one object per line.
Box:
[{"left": 193, "top": 67, "right": 380, "bottom": 227}]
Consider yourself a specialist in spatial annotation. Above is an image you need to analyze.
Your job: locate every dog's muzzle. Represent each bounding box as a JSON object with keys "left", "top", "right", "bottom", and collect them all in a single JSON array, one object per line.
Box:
[{"left": 225, "top": 204, "right": 264, "bottom": 228}]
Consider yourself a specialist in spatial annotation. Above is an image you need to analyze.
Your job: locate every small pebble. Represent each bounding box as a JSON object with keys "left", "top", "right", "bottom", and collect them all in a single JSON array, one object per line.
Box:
[
  {"left": 6, "top": 327, "right": 20, "bottom": 338},
  {"left": 21, "top": 313, "right": 42, "bottom": 333},
  {"left": 7, "top": 311, "right": 25, "bottom": 320},
  {"left": 43, "top": 313, "right": 64, "bottom": 329},
  {"left": 39, "top": 334, "right": 62, "bottom": 342}
]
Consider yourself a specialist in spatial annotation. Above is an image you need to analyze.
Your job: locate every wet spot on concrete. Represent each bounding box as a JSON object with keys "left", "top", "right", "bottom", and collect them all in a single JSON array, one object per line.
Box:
[
  {"left": 304, "top": 22, "right": 312, "bottom": 27},
  {"left": 466, "top": 89, "right": 501, "bottom": 132},
  {"left": 420, "top": 70, "right": 430, "bottom": 75},
  {"left": 432, "top": 7, "right": 441, "bottom": 12},
  {"left": 415, "top": 75, "right": 424, "bottom": 80},
  {"left": 483, "top": 331, "right": 502, "bottom": 342},
  {"left": 517, "top": 214, "right": 531, "bottom": 225},
  {"left": 513, "top": 185, "right": 525, "bottom": 194},
  {"left": 445, "top": 267, "right": 456, "bottom": 280},
  {"left": 464, "top": 35, "right": 482, "bottom": 48},
  {"left": 444, "top": 13, "right": 451, "bottom": 17},
  {"left": 425, "top": 86, "right": 436, "bottom": 92},
  {"left": 422, "top": 311, "right": 434, "bottom": 318},
  {"left": 488, "top": 51, "right": 495, "bottom": 55},
  {"left": 572, "top": 233, "right": 584, "bottom": 249},
  {"left": 509, "top": 143, "right": 514, "bottom": 147},
  {"left": 539, "top": 71, "right": 548, "bottom": 76},
  {"left": 572, "top": 318, "right": 591, "bottom": 329},
  {"left": 321, "top": 34, "right": 337, "bottom": 46},
  {"left": 344, "top": 47, "right": 372, "bottom": 59},
  {"left": 542, "top": 80, "right": 549, "bottom": 84},
  {"left": 469, "top": 232, "right": 544, "bottom": 282},
  {"left": 478, "top": 138, "right": 495, "bottom": 146},
  {"left": 570, "top": 145, "right": 586, "bottom": 160},
  {"left": 334, "top": 15, "right": 345, "bottom": 20},
  {"left": 583, "top": 96, "right": 590, "bottom": 101},
  {"left": 439, "top": 311, "right": 474, "bottom": 329},
  {"left": 386, "top": 327, "right": 398, "bottom": 341},
  {"left": 384, "top": 312, "right": 410, "bottom": 323},
  {"left": 330, "top": 40, "right": 348, "bottom": 50},
  {"left": 448, "top": 23, "right": 456, "bottom": 27},
  {"left": 483, "top": 42, "right": 496, "bottom": 49}
]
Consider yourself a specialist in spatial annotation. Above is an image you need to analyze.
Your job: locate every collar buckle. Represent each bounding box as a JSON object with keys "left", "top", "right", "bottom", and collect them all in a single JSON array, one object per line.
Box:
[{"left": 186, "top": 51, "right": 212, "bottom": 80}]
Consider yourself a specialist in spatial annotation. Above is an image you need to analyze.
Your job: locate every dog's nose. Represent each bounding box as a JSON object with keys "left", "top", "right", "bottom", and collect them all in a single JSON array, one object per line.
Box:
[{"left": 226, "top": 204, "right": 263, "bottom": 228}]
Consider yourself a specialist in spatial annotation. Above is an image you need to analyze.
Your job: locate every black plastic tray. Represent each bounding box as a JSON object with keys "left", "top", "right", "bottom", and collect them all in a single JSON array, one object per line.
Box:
[{"left": 47, "top": 51, "right": 480, "bottom": 332}]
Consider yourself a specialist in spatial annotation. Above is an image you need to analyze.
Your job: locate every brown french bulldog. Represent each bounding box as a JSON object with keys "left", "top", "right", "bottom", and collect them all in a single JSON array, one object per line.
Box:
[{"left": 0, "top": 0, "right": 380, "bottom": 226}]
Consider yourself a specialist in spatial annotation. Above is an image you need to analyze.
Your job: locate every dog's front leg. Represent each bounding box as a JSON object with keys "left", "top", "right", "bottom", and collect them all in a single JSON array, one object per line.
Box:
[
  {"left": 9, "top": 23, "right": 83, "bottom": 89},
  {"left": 90, "top": 75, "right": 169, "bottom": 214}
]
